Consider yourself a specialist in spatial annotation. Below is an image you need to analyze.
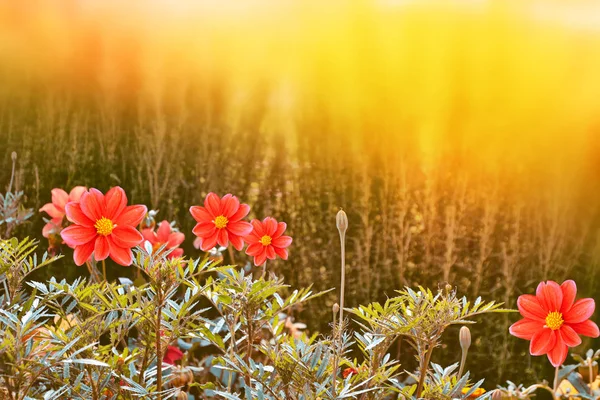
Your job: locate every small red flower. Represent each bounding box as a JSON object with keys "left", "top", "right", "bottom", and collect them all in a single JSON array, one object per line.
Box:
[
  {"left": 39, "top": 186, "right": 86, "bottom": 238},
  {"left": 244, "top": 217, "right": 292, "bottom": 266},
  {"left": 141, "top": 220, "right": 185, "bottom": 259},
  {"left": 509, "top": 280, "right": 599, "bottom": 367},
  {"left": 60, "top": 187, "right": 147, "bottom": 266},
  {"left": 163, "top": 345, "right": 184, "bottom": 365},
  {"left": 342, "top": 367, "right": 359, "bottom": 379},
  {"left": 189, "top": 193, "right": 252, "bottom": 251}
]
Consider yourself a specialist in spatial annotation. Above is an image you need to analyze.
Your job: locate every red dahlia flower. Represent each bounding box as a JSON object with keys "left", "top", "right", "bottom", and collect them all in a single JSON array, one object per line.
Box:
[
  {"left": 40, "top": 186, "right": 86, "bottom": 237},
  {"left": 244, "top": 217, "right": 292, "bottom": 266},
  {"left": 163, "top": 345, "right": 184, "bottom": 365},
  {"left": 509, "top": 280, "right": 599, "bottom": 367},
  {"left": 342, "top": 367, "right": 359, "bottom": 379},
  {"left": 189, "top": 193, "right": 252, "bottom": 251},
  {"left": 141, "top": 220, "right": 185, "bottom": 259},
  {"left": 60, "top": 187, "right": 147, "bottom": 266}
]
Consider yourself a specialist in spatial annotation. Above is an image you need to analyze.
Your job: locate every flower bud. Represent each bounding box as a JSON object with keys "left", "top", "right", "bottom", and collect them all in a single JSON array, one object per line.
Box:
[
  {"left": 336, "top": 209, "right": 348, "bottom": 235},
  {"left": 333, "top": 303, "right": 340, "bottom": 314},
  {"left": 11, "top": 151, "right": 17, "bottom": 161},
  {"left": 460, "top": 326, "right": 471, "bottom": 352},
  {"left": 491, "top": 389, "right": 502, "bottom": 400}
]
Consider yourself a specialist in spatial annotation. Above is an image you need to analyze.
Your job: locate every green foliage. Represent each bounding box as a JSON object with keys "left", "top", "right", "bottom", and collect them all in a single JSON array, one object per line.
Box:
[{"left": 0, "top": 238, "right": 505, "bottom": 399}]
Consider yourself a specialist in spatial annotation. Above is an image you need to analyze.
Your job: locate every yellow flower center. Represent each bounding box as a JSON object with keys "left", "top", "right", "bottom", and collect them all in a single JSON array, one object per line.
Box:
[
  {"left": 214, "top": 215, "right": 228, "bottom": 229},
  {"left": 260, "top": 235, "right": 272, "bottom": 246},
  {"left": 545, "top": 311, "right": 564, "bottom": 331},
  {"left": 94, "top": 217, "right": 114, "bottom": 236}
]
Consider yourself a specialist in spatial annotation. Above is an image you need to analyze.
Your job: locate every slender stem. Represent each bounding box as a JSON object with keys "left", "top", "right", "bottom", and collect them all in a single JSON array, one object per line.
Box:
[
  {"left": 156, "top": 295, "right": 164, "bottom": 399},
  {"left": 102, "top": 259, "right": 107, "bottom": 282},
  {"left": 553, "top": 365, "right": 559, "bottom": 393},
  {"left": 331, "top": 223, "right": 346, "bottom": 399},
  {"left": 457, "top": 347, "right": 467, "bottom": 380},
  {"left": 261, "top": 260, "right": 267, "bottom": 279},
  {"left": 416, "top": 344, "right": 434, "bottom": 398},
  {"left": 331, "top": 308, "right": 338, "bottom": 398},
  {"left": 244, "top": 310, "right": 253, "bottom": 388},
  {"left": 85, "top": 261, "right": 100, "bottom": 283},
  {"left": 338, "top": 232, "right": 346, "bottom": 323},
  {"left": 589, "top": 361, "right": 594, "bottom": 393},
  {"left": 227, "top": 316, "right": 239, "bottom": 392},
  {"left": 227, "top": 246, "right": 236, "bottom": 266}
]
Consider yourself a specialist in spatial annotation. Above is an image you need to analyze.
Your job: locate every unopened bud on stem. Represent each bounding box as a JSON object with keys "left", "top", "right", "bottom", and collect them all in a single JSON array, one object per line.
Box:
[
  {"left": 460, "top": 326, "right": 471, "bottom": 351},
  {"left": 336, "top": 209, "right": 348, "bottom": 236},
  {"left": 11, "top": 151, "right": 17, "bottom": 161},
  {"left": 333, "top": 303, "right": 340, "bottom": 314}
]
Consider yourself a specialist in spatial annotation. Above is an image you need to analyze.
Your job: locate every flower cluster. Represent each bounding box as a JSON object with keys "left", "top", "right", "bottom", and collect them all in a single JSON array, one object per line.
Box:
[
  {"left": 41, "top": 187, "right": 292, "bottom": 268},
  {"left": 190, "top": 192, "right": 292, "bottom": 266}
]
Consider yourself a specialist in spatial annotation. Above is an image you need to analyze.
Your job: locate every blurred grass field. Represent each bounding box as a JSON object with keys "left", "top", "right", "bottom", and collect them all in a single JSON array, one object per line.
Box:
[{"left": 2, "top": 0, "right": 600, "bottom": 385}]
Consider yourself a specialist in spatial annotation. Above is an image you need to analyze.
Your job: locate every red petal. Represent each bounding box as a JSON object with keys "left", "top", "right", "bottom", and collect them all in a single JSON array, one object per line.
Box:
[
  {"left": 40, "top": 203, "right": 63, "bottom": 219},
  {"left": 254, "top": 250, "right": 267, "bottom": 266},
  {"left": 200, "top": 232, "right": 218, "bottom": 251},
  {"left": 560, "top": 325, "right": 582, "bottom": 347},
  {"left": 51, "top": 189, "right": 69, "bottom": 211},
  {"left": 80, "top": 191, "right": 103, "bottom": 221},
  {"left": 168, "top": 248, "right": 184, "bottom": 259},
  {"left": 73, "top": 240, "right": 95, "bottom": 266},
  {"left": 107, "top": 237, "right": 133, "bottom": 266},
  {"left": 229, "top": 234, "right": 244, "bottom": 251},
  {"left": 192, "top": 222, "right": 216, "bottom": 237},
  {"left": 250, "top": 219, "right": 265, "bottom": 237},
  {"left": 221, "top": 194, "right": 240, "bottom": 218},
  {"left": 65, "top": 202, "right": 94, "bottom": 227},
  {"left": 114, "top": 205, "right": 147, "bottom": 227},
  {"left": 509, "top": 319, "right": 544, "bottom": 340},
  {"left": 530, "top": 328, "right": 556, "bottom": 356},
  {"left": 560, "top": 280, "right": 577, "bottom": 313},
  {"left": 273, "top": 222, "right": 287, "bottom": 238},
  {"left": 564, "top": 298, "right": 595, "bottom": 324},
  {"left": 570, "top": 320, "right": 600, "bottom": 338},
  {"left": 157, "top": 221, "right": 171, "bottom": 243},
  {"left": 229, "top": 203, "right": 250, "bottom": 222},
  {"left": 274, "top": 247, "right": 288, "bottom": 260},
  {"left": 94, "top": 236, "right": 110, "bottom": 261},
  {"left": 68, "top": 186, "right": 87, "bottom": 202},
  {"left": 141, "top": 229, "right": 157, "bottom": 244},
  {"left": 547, "top": 339, "right": 568, "bottom": 367},
  {"left": 544, "top": 281, "right": 563, "bottom": 312},
  {"left": 204, "top": 192, "right": 221, "bottom": 216},
  {"left": 167, "top": 232, "right": 185, "bottom": 248},
  {"left": 272, "top": 236, "right": 292, "bottom": 249},
  {"left": 263, "top": 217, "right": 278, "bottom": 236},
  {"left": 246, "top": 243, "right": 263, "bottom": 256},
  {"left": 266, "top": 245, "right": 276, "bottom": 260},
  {"left": 104, "top": 186, "right": 127, "bottom": 220},
  {"left": 228, "top": 221, "right": 253, "bottom": 236},
  {"left": 61, "top": 225, "right": 97, "bottom": 246},
  {"left": 517, "top": 295, "right": 547, "bottom": 321},
  {"left": 190, "top": 206, "right": 212, "bottom": 222},
  {"left": 42, "top": 223, "right": 54, "bottom": 238},
  {"left": 111, "top": 226, "right": 144, "bottom": 248},
  {"left": 217, "top": 229, "right": 229, "bottom": 247}
]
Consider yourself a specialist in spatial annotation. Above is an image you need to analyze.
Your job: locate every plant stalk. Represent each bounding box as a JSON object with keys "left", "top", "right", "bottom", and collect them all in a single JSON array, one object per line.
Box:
[
  {"left": 156, "top": 301, "right": 163, "bottom": 399},
  {"left": 261, "top": 260, "right": 267, "bottom": 279},
  {"left": 416, "top": 344, "right": 434, "bottom": 398}
]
